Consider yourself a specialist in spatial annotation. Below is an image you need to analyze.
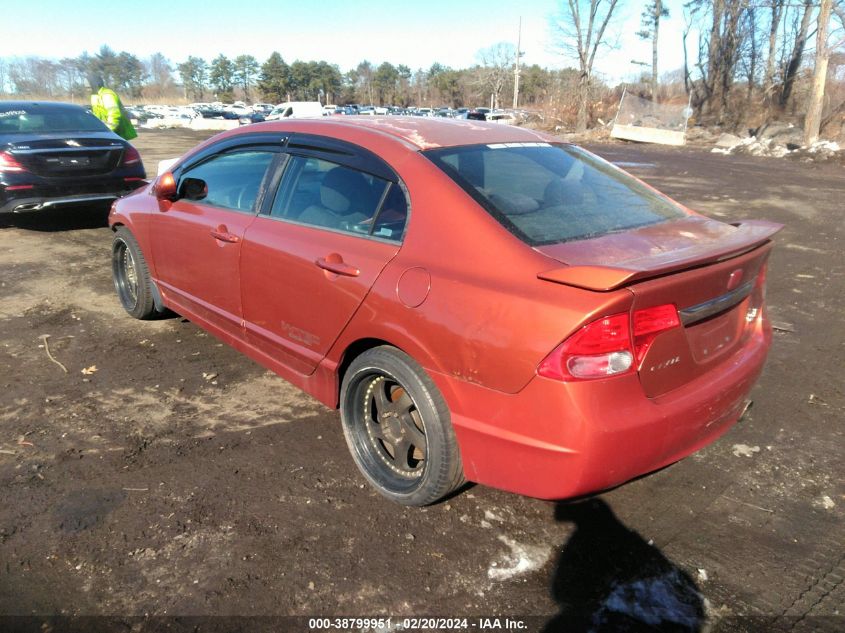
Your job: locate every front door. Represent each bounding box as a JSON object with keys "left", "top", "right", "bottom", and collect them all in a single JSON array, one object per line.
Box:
[{"left": 151, "top": 149, "right": 277, "bottom": 339}]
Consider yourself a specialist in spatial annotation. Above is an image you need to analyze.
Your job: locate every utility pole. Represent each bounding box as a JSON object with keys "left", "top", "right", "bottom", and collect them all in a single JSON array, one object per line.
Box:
[{"left": 512, "top": 17, "right": 522, "bottom": 109}]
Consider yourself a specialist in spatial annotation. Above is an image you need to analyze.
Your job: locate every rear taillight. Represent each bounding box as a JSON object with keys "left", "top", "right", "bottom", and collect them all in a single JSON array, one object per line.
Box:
[
  {"left": 538, "top": 313, "right": 634, "bottom": 381},
  {"left": 755, "top": 263, "right": 767, "bottom": 296},
  {"left": 747, "top": 263, "right": 768, "bottom": 323},
  {"left": 538, "top": 304, "right": 680, "bottom": 381},
  {"left": 0, "top": 151, "right": 26, "bottom": 172},
  {"left": 632, "top": 304, "right": 680, "bottom": 363},
  {"left": 121, "top": 145, "right": 141, "bottom": 166}
]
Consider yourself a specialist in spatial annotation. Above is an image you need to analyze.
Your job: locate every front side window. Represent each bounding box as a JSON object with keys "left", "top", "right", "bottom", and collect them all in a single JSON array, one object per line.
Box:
[
  {"left": 178, "top": 150, "right": 275, "bottom": 212},
  {"left": 425, "top": 143, "right": 686, "bottom": 245},
  {"left": 270, "top": 155, "right": 407, "bottom": 241}
]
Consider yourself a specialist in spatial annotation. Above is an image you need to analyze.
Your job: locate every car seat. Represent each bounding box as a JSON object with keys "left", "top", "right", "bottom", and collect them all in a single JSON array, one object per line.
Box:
[{"left": 299, "top": 167, "right": 372, "bottom": 229}]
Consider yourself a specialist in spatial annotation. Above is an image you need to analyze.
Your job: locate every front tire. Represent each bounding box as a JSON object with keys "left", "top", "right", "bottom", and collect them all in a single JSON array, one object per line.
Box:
[
  {"left": 112, "top": 226, "right": 159, "bottom": 320},
  {"left": 340, "top": 346, "right": 464, "bottom": 506}
]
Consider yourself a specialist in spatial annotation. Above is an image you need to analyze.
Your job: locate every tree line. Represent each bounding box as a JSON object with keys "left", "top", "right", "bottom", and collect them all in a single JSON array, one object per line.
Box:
[
  {"left": 0, "top": 1, "right": 843, "bottom": 143},
  {"left": 0, "top": 44, "right": 566, "bottom": 110}
]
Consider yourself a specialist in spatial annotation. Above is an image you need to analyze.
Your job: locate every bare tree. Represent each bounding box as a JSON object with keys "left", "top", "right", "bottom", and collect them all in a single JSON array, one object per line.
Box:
[
  {"left": 714, "top": 1, "right": 745, "bottom": 120},
  {"left": 551, "top": 0, "right": 620, "bottom": 131},
  {"left": 804, "top": 0, "right": 845, "bottom": 144},
  {"left": 477, "top": 42, "right": 516, "bottom": 109},
  {"left": 764, "top": 0, "right": 786, "bottom": 95},
  {"left": 684, "top": 0, "right": 747, "bottom": 122},
  {"left": 740, "top": 5, "right": 761, "bottom": 105},
  {"left": 638, "top": 0, "right": 669, "bottom": 98},
  {"left": 58, "top": 57, "right": 85, "bottom": 102},
  {"left": 146, "top": 53, "right": 174, "bottom": 99},
  {"left": 780, "top": 0, "right": 814, "bottom": 108}
]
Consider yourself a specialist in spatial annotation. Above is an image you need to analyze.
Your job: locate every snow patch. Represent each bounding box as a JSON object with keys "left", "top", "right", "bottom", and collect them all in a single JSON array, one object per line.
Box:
[
  {"left": 484, "top": 509, "right": 505, "bottom": 523},
  {"left": 732, "top": 444, "right": 761, "bottom": 457},
  {"left": 711, "top": 135, "right": 841, "bottom": 160},
  {"left": 487, "top": 535, "right": 551, "bottom": 581},
  {"left": 815, "top": 495, "right": 836, "bottom": 510}
]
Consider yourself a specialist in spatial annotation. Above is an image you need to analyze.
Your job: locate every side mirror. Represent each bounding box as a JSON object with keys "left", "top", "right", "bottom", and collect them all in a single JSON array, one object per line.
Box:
[
  {"left": 155, "top": 172, "right": 177, "bottom": 201},
  {"left": 179, "top": 177, "right": 208, "bottom": 201}
]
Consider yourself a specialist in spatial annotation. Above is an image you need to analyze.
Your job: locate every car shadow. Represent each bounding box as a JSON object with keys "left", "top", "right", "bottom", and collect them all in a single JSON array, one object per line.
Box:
[
  {"left": 0, "top": 205, "right": 110, "bottom": 232},
  {"left": 544, "top": 498, "right": 705, "bottom": 633}
]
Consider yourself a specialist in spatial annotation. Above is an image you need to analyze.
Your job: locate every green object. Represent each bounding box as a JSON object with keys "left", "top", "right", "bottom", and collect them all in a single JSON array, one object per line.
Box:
[{"left": 91, "top": 87, "right": 137, "bottom": 140}]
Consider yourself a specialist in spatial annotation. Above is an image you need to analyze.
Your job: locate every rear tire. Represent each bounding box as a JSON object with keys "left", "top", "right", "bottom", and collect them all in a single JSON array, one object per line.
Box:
[
  {"left": 340, "top": 346, "right": 465, "bottom": 506},
  {"left": 112, "top": 226, "right": 159, "bottom": 320}
]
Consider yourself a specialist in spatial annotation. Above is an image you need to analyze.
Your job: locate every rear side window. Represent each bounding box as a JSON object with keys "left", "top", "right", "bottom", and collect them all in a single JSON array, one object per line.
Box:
[
  {"left": 270, "top": 155, "right": 407, "bottom": 241},
  {"left": 425, "top": 143, "right": 685, "bottom": 245},
  {"left": 178, "top": 150, "right": 275, "bottom": 212}
]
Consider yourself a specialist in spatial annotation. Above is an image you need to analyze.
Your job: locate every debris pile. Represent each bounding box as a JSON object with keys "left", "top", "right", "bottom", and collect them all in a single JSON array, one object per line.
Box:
[
  {"left": 711, "top": 136, "right": 793, "bottom": 158},
  {"left": 711, "top": 124, "right": 841, "bottom": 161}
]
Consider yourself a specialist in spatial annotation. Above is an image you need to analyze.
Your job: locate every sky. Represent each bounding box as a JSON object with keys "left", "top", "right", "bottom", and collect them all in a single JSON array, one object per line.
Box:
[{"left": 2, "top": 0, "right": 695, "bottom": 84}]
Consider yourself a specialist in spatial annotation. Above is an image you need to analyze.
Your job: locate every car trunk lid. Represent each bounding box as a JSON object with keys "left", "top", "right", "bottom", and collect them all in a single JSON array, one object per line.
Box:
[
  {"left": 6, "top": 133, "right": 125, "bottom": 178},
  {"left": 536, "top": 216, "right": 782, "bottom": 397},
  {"left": 535, "top": 216, "right": 781, "bottom": 291}
]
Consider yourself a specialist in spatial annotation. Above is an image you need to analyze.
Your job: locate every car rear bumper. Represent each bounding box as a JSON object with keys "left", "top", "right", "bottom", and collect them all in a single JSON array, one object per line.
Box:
[
  {"left": 0, "top": 181, "right": 146, "bottom": 214},
  {"left": 430, "top": 318, "right": 772, "bottom": 500}
]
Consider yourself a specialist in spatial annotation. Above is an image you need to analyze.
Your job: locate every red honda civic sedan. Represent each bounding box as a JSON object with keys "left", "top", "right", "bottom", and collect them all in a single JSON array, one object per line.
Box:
[{"left": 109, "top": 118, "right": 780, "bottom": 506}]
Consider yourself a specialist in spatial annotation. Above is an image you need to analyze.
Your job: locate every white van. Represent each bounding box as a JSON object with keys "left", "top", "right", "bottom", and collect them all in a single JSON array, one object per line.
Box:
[{"left": 266, "top": 101, "right": 325, "bottom": 120}]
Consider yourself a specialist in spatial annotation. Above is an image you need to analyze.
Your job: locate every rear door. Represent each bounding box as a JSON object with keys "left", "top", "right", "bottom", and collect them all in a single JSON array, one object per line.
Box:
[
  {"left": 150, "top": 146, "right": 279, "bottom": 339},
  {"left": 240, "top": 136, "right": 409, "bottom": 374}
]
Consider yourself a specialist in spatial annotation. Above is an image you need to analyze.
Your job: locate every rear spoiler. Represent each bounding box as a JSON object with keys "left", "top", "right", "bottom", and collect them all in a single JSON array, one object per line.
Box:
[{"left": 538, "top": 220, "right": 783, "bottom": 292}]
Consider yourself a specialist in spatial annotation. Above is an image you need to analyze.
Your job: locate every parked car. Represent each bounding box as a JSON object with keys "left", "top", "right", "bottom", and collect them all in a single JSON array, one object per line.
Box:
[
  {"left": 486, "top": 111, "right": 517, "bottom": 124},
  {"left": 109, "top": 118, "right": 780, "bottom": 506},
  {"left": 266, "top": 102, "right": 325, "bottom": 120},
  {"left": 223, "top": 104, "right": 251, "bottom": 117},
  {"left": 0, "top": 101, "right": 146, "bottom": 215},
  {"left": 238, "top": 112, "right": 266, "bottom": 125}
]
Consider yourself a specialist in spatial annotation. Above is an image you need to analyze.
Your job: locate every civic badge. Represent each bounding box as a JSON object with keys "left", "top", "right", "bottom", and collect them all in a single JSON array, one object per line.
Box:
[{"left": 65, "top": 139, "right": 81, "bottom": 147}]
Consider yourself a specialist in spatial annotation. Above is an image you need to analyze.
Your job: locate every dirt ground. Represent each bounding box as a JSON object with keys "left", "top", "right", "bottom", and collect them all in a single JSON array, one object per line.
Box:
[{"left": 0, "top": 128, "right": 842, "bottom": 632}]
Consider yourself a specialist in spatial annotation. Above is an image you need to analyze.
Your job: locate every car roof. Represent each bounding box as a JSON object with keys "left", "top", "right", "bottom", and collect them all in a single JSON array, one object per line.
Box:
[{"left": 258, "top": 116, "right": 558, "bottom": 151}]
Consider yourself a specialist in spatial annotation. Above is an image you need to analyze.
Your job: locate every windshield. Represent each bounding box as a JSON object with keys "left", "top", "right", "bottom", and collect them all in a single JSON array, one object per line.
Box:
[
  {"left": 0, "top": 105, "right": 109, "bottom": 134},
  {"left": 424, "top": 143, "right": 686, "bottom": 246}
]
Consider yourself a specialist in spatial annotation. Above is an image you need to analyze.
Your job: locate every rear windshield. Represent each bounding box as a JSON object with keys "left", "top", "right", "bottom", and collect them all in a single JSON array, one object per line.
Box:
[
  {"left": 0, "top": 106, "right": 108, "bottom": 134},
  {"left": 424, "top": 143, "right": 685, "bottom": 245}
]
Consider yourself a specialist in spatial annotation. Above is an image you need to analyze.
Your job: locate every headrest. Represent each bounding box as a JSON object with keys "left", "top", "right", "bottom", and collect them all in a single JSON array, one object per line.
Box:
[
  {"left": 489, "top": 192, "right": 540, "bottom": 215},
  {"left": 320, "top": 167, "right": 369, "bottom": 215}
]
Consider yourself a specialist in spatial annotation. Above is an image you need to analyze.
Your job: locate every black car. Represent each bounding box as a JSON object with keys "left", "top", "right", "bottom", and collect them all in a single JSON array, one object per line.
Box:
[
  {"left": 0, "top": 101, "right": 146, "bottom": 214},
  {"left": 238, "top": 111, "right": 266, "bottom": 125}
]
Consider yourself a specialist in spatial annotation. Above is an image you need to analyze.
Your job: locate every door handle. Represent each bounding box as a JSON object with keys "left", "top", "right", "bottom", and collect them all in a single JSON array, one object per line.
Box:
[
  {"left": 211, "top": 225, "right": 239, "bottom": 243},
  {"left": 316, "top": 256, "right": 360, "bottom": 277}
]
